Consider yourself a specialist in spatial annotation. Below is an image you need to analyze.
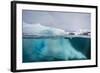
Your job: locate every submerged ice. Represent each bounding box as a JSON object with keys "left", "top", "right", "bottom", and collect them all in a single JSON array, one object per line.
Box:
[{"left": 23, "top": 23, "right": 90, "bottom": 62}]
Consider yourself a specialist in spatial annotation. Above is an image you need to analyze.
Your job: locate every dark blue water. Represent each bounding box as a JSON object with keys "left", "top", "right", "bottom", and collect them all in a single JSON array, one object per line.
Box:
[{"left": 22, "top": 37, "right": 91, "bottom": 63}]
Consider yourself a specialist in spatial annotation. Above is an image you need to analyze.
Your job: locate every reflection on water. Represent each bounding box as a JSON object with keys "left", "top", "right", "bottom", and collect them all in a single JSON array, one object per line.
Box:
[{"left": 22, "top": 37, "right": 91, "bottom": 63}]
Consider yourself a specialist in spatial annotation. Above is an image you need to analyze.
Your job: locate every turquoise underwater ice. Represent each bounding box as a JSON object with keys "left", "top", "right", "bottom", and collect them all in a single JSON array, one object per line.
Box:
[{"left": 23, "top": 37, "right": 90, "bottom": 63}]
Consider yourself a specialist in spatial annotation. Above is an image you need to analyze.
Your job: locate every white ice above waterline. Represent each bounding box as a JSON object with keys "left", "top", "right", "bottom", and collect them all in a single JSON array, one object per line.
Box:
[
  {"left": 23, "top": 22, "right": 66, "bottom": 36},
  {"left": 23, "top": 22, "right": 90, "bottom": 38}
]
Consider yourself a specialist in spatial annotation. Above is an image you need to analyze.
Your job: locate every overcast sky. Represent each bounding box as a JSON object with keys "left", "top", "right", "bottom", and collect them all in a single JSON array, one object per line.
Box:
[{"left": 22, "top": 10, "right": 91, "bottom": 32}]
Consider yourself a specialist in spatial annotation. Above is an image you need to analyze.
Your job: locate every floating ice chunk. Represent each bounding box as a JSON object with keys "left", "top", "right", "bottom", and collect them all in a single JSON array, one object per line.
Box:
[{"left": 23, "top": 22, "right": 66, "bottom": 36}]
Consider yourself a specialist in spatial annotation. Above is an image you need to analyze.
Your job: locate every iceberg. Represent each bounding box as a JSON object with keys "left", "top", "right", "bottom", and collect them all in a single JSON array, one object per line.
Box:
[
  {"left": 23, "top": 22, "right": 66, "bottom": 36},
  {"left": 22, "top": 22, "right": 90, "bottom": 62}
]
